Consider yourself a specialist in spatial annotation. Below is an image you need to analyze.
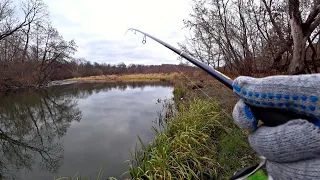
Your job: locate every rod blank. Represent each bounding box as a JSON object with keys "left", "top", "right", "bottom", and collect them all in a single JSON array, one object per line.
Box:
[{"left": 126, "top": 28, "right": 234, "bottom": 90}]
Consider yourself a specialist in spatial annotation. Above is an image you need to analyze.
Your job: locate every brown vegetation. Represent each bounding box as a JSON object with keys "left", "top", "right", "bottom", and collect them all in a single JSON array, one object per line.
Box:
[
  {"left": 67, "top": 62, "right": 197, "bottom": 78},
  {"left": 68, "top": 73, "right": 182, "bottom": 82},
  {"left": 179, "top": 0, "right": 320, "bottom": 75},
  {"left": 0, "top": 0, "right": 76, "bottom": 91}
]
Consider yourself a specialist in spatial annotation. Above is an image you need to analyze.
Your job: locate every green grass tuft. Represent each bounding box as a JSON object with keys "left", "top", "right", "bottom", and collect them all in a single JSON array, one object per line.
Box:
[
  {"left": 128, "top": 98, "right": 256, "bottom": 179},
  {"left": 173, "top": 87, "right": 187, "bottom": 102}
]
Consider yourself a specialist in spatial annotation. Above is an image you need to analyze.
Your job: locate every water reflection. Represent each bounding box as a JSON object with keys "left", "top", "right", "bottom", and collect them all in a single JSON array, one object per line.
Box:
[
  {"left": 0, "top": 89, "right": 82, "bottom": 180},
  {"left": 49, "top": 81, "right": 172, "bottom": 99},
  {"left": 0, "top": 81, "right": 172, "bottom": 180}
]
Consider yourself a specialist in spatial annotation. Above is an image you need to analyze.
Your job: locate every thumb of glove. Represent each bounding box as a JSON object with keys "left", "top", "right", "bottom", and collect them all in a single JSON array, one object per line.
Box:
[{"left": 233, "top": 99, "right": 258, "bottom": 132}]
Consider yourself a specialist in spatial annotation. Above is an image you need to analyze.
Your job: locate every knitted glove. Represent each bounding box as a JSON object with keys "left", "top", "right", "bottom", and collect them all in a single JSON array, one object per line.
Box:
[{"left": 232, "top": 74, "right": 320, "bottom": 180}]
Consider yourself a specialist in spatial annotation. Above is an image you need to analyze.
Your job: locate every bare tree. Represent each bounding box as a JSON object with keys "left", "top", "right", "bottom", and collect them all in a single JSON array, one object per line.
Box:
[
  {"left": 0, "top": 0, "right": 78, "bottom": 90},
  {"left": 0, "top": 0, "right": 46, "bottom": 41},
  {"left": 180, "top": 0, "right": 320, "bottom": 75},
  {"left": 287, "top": 0, "right": 320, "bottom": 74}
]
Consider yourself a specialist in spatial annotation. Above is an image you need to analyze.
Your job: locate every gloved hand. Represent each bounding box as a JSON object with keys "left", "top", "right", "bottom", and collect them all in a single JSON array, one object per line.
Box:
[{"left": 232, "top": 74, "right": 320, "bottom": 180}]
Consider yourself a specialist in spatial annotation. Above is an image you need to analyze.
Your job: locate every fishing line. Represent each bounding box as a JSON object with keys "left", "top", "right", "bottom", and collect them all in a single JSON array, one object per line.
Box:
[
  {"left": 125, "top": 29, "right": 213, "bottom": 99},
  {"left": 172, "top": 65, "right": 212, "bottom": 100},
  {"left": 125, "top": 28, "right": 318, "bottom": 128},
  {"left": 125, "top": 28, "right": 267, "bottom": 179},
  {"left": 125, "top": 29, "right": 235, "bottom": 120},
  {"left": 172, "top": 65, "right": 234, "bottom": 120}
]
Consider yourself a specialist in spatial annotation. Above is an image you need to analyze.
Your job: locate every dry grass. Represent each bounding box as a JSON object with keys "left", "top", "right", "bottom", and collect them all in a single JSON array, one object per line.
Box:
[
  {"left": 67, "top": 73, "right": 182, "bottom": 82},
  {"left": 172, "top": 73, "right": 237, "bottom": 115}
]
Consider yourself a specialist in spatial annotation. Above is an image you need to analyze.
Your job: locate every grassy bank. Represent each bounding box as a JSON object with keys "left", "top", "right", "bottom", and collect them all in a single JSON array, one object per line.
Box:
[
  {"left": 67, "top": 73, "right": 182, "bottom": 82},
  {"left": 129, "top": 98, "right": 256, "bottom": 179},
  {"left": 128, "top": 75, "right": 257, "bottom": 179}
]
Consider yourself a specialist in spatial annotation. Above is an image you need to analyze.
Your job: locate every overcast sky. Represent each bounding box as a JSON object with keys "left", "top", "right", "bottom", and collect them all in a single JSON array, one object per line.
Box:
[{"left": 42, "top": 0, "right": 193, "bottom": 65}]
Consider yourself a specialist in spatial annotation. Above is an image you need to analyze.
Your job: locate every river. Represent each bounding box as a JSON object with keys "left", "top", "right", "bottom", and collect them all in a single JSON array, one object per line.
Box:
[{"left": 0, "top": 81, "right": 173, "bottom": 180}]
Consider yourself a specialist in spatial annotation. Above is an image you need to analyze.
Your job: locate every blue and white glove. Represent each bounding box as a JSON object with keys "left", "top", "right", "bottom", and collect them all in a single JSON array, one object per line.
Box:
[{"left": 232, "top": 74, "right": 320, "bottom": 180}]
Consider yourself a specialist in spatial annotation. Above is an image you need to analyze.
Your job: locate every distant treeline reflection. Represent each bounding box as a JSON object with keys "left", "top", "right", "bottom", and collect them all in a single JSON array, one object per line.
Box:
[{"left": 48, "top": 81, "right": 173, "bottom": 99}]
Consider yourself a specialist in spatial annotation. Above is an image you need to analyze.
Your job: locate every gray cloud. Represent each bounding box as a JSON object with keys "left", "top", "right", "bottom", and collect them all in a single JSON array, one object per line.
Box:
[
  {"left": 75, "top": 39, "right": 179, "bottom": 65},
  {"left": 44, "top": 0, "right": 192, "bottom": 65}
]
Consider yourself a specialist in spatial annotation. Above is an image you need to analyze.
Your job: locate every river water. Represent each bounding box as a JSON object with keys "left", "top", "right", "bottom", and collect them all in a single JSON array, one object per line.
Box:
[{"left": 0, "top": 81, "right": 173, "bottom": 180}]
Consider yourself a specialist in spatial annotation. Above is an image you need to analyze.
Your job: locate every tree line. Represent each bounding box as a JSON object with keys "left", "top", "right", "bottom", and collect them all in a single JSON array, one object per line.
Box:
[
  {"left": 4, "top": 0, "right": 318, "bottom": 91},
  {"left": 180, "top": 0, "right": 320, "bottom": 75},
  {"left": 0, "top": 0, "right": 196, "bottom": 91},
  {"left": 61, "top": 60, "right": 197, "bottom": 79}
]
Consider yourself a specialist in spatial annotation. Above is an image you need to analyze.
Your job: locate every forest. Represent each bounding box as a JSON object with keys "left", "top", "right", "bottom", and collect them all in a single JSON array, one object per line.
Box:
[
  {"left": 179, "top": 0, "right": 320, "bottom": 75},
  {"left": 1, "top": 0, "right": 320, "bottom": 90}
]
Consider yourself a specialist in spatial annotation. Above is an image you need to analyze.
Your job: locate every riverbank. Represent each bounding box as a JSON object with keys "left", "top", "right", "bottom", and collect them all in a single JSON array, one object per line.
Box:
[
  {"left": 67, "top": 73, "right": 182, "bottom": 82},
  {"left": 52, "top": 74, "right": 257, "bottom": 180},
  {"left": 128, "top": 75, "right": 257, "bottom": 179},
  {"left": 0, "top": 73, "right": 181, "bottom": 93}
]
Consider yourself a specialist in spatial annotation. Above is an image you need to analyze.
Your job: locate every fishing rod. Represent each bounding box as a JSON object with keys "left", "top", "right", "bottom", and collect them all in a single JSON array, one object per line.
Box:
[
  {"left": 126, "top": 28, "right": 316, "bottom": 128},
  {"left": 126, "top": 28, "right": 269, "bottom": 180}
]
